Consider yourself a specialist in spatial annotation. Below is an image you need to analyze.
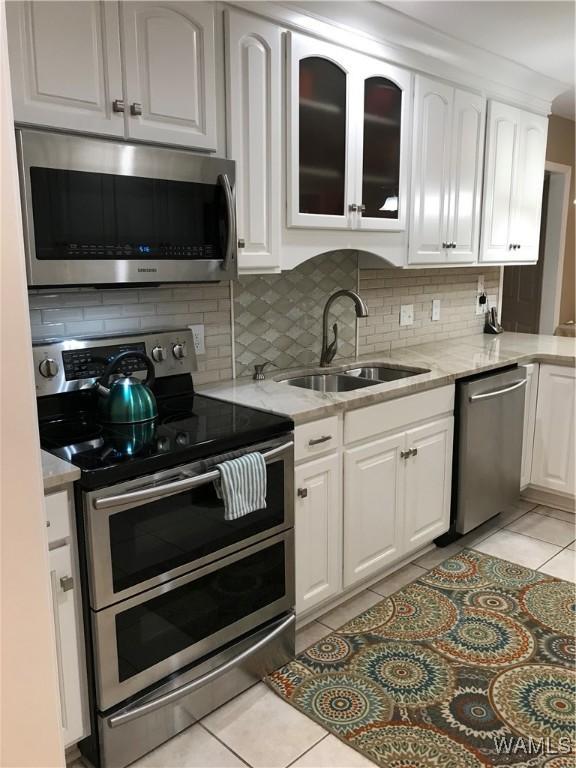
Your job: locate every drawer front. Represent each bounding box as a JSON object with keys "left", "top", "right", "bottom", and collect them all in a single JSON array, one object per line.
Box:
[
  {"left": 295, "top": 416, "right": 340, "bottom": 462},
  {"left": 45, "top": 490, "right": 71, "bottom": 544},
  {"left": 345, "top": 385, "right": 455, "bottom": 444}
]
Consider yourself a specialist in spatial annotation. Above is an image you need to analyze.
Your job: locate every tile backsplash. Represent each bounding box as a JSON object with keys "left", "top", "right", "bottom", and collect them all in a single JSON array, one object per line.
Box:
[
  {"left": 234, "top": 251, "right": 358, "bottom": 377},
  {"left": 28, "top": 284, "right": 233, "bottom": 385},
  {"left": 358, "top": 266, "right": 501, "bottom": 356},
  {"left": 28, "top": 254, "right": 500, "bottom": 384}
]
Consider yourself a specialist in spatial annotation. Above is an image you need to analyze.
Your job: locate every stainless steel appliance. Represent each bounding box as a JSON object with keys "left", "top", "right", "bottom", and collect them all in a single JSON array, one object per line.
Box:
[
  {"left": 452, "top": 366, "right": 527, "bottom": 536},
  {"left": 35, "top": 330, "right": 294, "bottom": 768},
  {"left": 17, "top": 129, "right": 237, "bottom": 287}
]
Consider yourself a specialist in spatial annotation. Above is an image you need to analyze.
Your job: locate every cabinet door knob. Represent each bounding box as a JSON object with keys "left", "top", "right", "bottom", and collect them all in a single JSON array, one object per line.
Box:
[
  {"left": 130, "top": 102, "right": 143, "bottom": 116},
  {"left": 349, "top": 204, "right": 358, "bottom": 212},
  {"left": 450, "top": 242, "right": 456, "bottom": 248},
  {"left": 297, "top": 488, "right": 308, "bottom": 498},
  {"left": 60, "top": 575, "right": 74, "bottom": 592},
  {"left": 112, "top": 99, "right": 125, "bottom": 113},
  {"left": 238, "top": 238, "right": 246, "bottom": 249},
  {"left": 400, "top": 449, "right": 410, "bottom": 459},
  {"left": 411, "top": 447, "right": 418, "bottom": 457},
  {"left": 359, "top": 204, "right": 366, "bottom": 213},
  {"left": 442, "top": 242, "right": 448, "bottom": 249}
]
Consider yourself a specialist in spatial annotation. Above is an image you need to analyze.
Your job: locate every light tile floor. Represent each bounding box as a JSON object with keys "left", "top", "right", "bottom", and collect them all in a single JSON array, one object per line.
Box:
[{"left": 72, "top": 501, "right": 574, "bottom": 768}]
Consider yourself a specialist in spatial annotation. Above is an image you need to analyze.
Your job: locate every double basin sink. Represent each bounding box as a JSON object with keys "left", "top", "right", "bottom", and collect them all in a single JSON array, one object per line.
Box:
[{"left": 282, "top": 364, "right": 430, "bottom": 393}]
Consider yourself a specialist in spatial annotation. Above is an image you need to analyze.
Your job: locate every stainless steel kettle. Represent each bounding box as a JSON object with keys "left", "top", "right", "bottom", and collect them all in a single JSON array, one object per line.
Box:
[{"left": 95, "top": 350, "right": 158, "bottom": 424}]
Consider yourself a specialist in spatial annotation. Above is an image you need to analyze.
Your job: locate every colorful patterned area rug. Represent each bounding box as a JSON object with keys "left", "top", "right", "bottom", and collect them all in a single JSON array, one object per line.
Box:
[{"left": 267, "top": 549, "right": 576, "bottom": 767}]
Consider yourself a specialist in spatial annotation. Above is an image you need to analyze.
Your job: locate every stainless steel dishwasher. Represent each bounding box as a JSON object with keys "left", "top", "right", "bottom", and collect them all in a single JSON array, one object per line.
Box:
[{"left": 439, "top": 366, "right": 527, "bottom": 543}]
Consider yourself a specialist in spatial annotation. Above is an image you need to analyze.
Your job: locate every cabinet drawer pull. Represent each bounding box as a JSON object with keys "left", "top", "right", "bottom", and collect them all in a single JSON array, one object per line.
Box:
[
  {"left": 297, "top": 488, "right": 308, "bottom": 498},
  {"left": 112, "top": 98, "right": 125, "bottom": 113},
  {"left": 130, "top": 102, "right": 143, "bottom": 116},
  {"left": 308, "top": 435, "right": 332, "bottom": 446},
  {"left": 410, "top": 447, "right": 418, "bottom": 457},
  {"left": 60, "top": 575, "right": 74, "bottom": 592},
  {"left": 46, "top": 520, "right": 50, "bottom": 527}
]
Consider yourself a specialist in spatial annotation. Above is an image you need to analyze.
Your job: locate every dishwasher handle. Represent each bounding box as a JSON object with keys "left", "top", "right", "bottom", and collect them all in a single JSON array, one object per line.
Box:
[{"left": 468, "top": 378, "right": 526, "bottom": 403}]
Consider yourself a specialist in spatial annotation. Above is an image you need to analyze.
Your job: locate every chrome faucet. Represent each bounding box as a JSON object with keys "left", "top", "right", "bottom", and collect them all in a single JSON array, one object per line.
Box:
[{"left": 320, "top": 289, "right": 369, "bottom": 367}]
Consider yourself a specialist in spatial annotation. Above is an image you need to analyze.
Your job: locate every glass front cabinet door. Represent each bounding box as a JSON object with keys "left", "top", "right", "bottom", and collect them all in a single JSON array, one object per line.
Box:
[{"left": 287, "top": 32, "right": 411, "bottom": 231}]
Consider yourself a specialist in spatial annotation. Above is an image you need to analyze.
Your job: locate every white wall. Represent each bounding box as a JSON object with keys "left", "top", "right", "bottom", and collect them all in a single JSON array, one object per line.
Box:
[{"left": 0, "top": 3, "right": 65, "bottom": 765}]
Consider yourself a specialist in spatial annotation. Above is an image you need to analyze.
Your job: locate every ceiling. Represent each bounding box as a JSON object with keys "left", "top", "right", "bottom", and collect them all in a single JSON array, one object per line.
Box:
[{"left": 382, "top": 1, "right": 575, "bottom": 119}]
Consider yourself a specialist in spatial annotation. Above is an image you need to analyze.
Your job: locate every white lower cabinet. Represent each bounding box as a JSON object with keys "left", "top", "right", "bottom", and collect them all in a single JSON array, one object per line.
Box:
[
  {"left": 294, "top": 452, "right": 342, "bottom": 614},
  {"left": 343, "top": 433, "right": 403, "bottom": 586},
  {"left": 45, "top": 489, "right": 89, "bottom": 748},
  {"left": 531, "top": 364, "right": 576, "bottom": 498},
  {"left": 520, "top": 363, "right": 539, "bottom": 489},
  {"left": 403, "top": 417, "right": 453, "bottom": 552}
]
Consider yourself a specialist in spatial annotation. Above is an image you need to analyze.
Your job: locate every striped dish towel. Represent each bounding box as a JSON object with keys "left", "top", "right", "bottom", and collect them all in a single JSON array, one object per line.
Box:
[{"left": 214, "top": 452, "right": 267, "bottom": 521}]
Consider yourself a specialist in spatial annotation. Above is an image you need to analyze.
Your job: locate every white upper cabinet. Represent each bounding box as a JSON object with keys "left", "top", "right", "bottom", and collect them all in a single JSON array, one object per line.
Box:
[
  {"left": 287, "top": 32, "right": 411, "bottom": 232},
  {"left": 225, "top": 9, "right": 282, "bottom": 273},
  {"left": 353, "top": 54, "right": 411, "bottom": 232},
  {"left": 120, "top": 2, "right": 217, "bottom": 150},
  {"left": 480, "top": 101, "right": 548, "bottom": 263},
  {"left": 7, "top": 1, "right": 218, "bottom": 150},
  {"left": 6, "top": 1, "right": 124, "bottom": 136},
  {"left": 409, "top": 76, "right": 485, "bottom": 264}
]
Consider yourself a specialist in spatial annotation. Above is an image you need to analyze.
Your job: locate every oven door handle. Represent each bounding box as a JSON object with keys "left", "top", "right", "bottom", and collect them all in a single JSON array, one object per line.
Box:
[
  {"left": 93, "top": 441, "right": 293, "bottom": 510},
  {"left": 218, "top": 173, "right": 236, "bottom": 272},
  {"left": 107, "top": 612, "right": 295, "bottom": 728}
]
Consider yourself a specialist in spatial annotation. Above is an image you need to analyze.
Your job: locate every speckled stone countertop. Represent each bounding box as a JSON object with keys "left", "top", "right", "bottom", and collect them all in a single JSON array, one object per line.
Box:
[
  {"left": 42, "top": 450, "right": 80, "bottom": 491},
  {"left": 200, "top": 332, "right": 576, "bottom": 425}
]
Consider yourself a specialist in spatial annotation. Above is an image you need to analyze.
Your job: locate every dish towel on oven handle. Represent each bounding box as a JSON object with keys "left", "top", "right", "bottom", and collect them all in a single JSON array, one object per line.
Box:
[{"left": 214, "top": 452, "right": 267, "bottom": 521}]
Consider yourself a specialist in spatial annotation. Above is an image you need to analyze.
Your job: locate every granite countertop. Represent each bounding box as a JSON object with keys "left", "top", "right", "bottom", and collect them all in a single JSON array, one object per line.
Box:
[
  {"left": 200, "top": 332, "right": 576, "bottom": 425},
  {"left": 42, "top": 450, "right": 80, "bottom": 491}
]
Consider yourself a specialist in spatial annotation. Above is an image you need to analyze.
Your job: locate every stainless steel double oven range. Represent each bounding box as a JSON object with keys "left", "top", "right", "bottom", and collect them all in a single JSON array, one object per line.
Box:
[{"left": 35, "top": 330, "right": 295, "bottom": 768}]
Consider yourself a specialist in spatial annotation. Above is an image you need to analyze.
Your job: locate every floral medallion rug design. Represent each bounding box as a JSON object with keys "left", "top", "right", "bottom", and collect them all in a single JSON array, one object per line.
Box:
[{"left": 267, "top": 550, "right": 576, "bottom": 767}]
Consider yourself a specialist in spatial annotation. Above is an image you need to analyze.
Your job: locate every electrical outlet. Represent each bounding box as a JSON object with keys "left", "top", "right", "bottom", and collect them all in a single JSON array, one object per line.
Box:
[
  {"left": 189, "top": 324, "right": 205, "bottom": 354},
  {"left": 431, "top": 299, "right": 441, "bottom": 321},
  {"left": 476, "top": 294, "right": 487, "bottom": 316},
  {"left": 400, "top": 304, "right": 414, "bottom": 327}
]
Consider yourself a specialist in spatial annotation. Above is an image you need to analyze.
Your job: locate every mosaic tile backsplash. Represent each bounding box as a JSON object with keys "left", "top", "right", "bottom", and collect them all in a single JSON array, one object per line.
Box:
[
  {"left": 28, "top": 252, "right": 500, "bottom": 384},
  {"left": 233, "top": 251, "right": 358, "bottom": 377}
]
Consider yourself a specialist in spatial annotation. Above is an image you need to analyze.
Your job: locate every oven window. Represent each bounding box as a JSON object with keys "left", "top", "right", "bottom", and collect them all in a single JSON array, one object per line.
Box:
[
  {"left": 30, "top": 167, "right": 226, "bottom": 261},
  {"left": 115, "top": 541, "right": 286, "bottom": 681},
  {"left": 109, "top": 462, "right": 285, "bottom": 593}
]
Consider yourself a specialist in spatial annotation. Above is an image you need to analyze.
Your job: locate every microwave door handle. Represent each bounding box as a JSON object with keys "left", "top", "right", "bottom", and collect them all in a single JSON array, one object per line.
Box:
[
  {"left": 218, "top": 173, "right": 236, "bottom": 272},
  {"left": 107, "top": 611, "right": 295, "bottom": 728},
  {"left": 93, "top": 441, "right": 293, "bottom": 510}
]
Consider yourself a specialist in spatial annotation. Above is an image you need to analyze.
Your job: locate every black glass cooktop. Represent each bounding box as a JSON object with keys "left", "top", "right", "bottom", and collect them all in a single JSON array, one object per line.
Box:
[{"left": 38, "top": 390, "right": 293, "bottom": 489}]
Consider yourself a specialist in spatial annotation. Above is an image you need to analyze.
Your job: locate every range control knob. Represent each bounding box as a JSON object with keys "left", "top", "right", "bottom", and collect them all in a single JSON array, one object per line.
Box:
[
  {"left": 151, "top": 345, "right": 167, "bottom": 363},
  {"left": 39, "top": 358, "right": 59, "bottom": 378},
  {"left": 172, "top": 342, "right": 187, "bottom": 360}
]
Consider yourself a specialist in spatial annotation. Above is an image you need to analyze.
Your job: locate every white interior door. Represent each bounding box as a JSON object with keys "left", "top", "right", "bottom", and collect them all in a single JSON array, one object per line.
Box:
[
  {"left": 6, "top": 0, "right": 124, "bottom": 136},
  {"left": 446, "top": 89, "right": 485, "bottom": 263},
  {"left": 294, "top": 453, "right": 342, "bottom": 614},
  {"left": 531, "top": 364, "right": 576, "bottom": 496},
  {"left": 343, "top": 432, "right": 403, "bottom": 587},
  {"left": 225, "top": 10, "right": 282, "bottom": 273},
  {"left": 403, "top": 417, "right": 453, "bottom": 553},
  {"left": 480, "top": 101, "right": 521, "bottom": 262},
  {"left": 354, "top": 55, "right": 411, "bottom": 232},
  {"left": 408, "top": 76, "right": 453, "bottom": 264},
  {"left": 121, "top": 2, "right": 217, "bottom": 150},
  {"left": 287, "top": 32, "right": 356, "bottom": 229},
  {"left": 511, "top": 111, "right": 549, "bottom": 262}
]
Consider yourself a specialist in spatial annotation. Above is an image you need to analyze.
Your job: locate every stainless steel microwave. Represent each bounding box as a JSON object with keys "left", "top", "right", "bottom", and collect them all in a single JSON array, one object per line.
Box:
[{"left": 16, "top": 129, "right": 237, "bottom": 287}]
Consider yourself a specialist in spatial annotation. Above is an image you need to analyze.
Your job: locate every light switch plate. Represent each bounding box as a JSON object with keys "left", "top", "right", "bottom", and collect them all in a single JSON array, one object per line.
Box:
[
  {"left": 431, "top": 299, "right": 441, "bottom": 321},
  {"left": 189, "top": 324, "right": 205, "bottom": 354},
  {"left": 400, "top": 304, "right": 414, "bottom": 327}
]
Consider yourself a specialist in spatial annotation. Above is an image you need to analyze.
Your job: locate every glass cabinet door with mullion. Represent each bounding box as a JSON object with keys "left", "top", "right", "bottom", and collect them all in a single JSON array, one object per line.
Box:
[
  {"left": 287, "top": 33, "right": 355, "bottom": 229},
  {"left": 355, "top": 60, "right": 411, "bottom": 231}
]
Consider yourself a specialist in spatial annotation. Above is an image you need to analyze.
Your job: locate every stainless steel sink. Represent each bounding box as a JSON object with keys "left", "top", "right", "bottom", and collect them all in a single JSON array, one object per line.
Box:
[
  {"left": 283, "top": 374, "right": 377, "bottom": 393},
  {"left": 344, "top": 365, "right": 430, "bottom": 382}
]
